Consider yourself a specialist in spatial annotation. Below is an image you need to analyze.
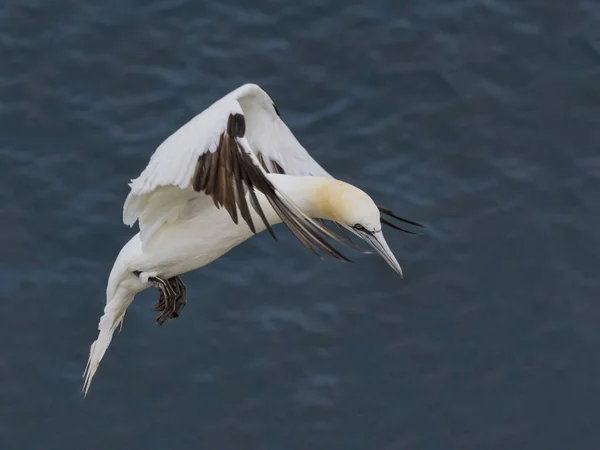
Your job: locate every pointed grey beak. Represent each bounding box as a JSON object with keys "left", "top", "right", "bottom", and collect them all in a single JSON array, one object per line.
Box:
[{"left": 360, "top": 230, "right": 404, "bottom": 278}]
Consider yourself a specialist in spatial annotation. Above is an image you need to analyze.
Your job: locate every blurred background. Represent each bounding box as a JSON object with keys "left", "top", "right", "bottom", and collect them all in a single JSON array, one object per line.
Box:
[{"left": 1, "top": 0, "right": 599, "bottom": 449}]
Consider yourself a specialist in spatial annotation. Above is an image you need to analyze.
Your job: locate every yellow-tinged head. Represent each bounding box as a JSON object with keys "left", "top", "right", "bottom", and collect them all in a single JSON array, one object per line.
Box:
[{"left": 315, "top": 179, "right": 404, "bottom": 277}]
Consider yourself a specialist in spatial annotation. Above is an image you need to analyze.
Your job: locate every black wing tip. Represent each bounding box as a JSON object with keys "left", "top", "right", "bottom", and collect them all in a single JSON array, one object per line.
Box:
[
  {"left": 381, "top": 218, "right": 418, "bottom": 235},
  {"left": 266, "top": 194, "right": 352, "bottom": 263},
  {"left": 227, "top": 113, "right": 246, "bottom": 137},
  {"left": 194, "top": 111, "right": 356, "bottom": 259},
  {"left": 378, "top": 205, "right": 425, "bottom": 234}
]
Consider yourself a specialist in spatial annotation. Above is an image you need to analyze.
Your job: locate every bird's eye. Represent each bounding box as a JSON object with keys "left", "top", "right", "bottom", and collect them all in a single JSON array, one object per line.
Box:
[{"left": 353, "top": 224, "right": 365, "bottom": 232}]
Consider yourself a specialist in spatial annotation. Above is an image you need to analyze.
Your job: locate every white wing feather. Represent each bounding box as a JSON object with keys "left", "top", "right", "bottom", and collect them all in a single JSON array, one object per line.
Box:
[
  {"left": 237, "top": 90, "right": 331, "bottom": 178},
  {"left": 123, "top": 83, "right": 333, "bottom": 248}
]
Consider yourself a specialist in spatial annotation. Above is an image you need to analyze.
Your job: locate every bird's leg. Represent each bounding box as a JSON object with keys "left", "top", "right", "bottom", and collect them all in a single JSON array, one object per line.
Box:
[
  {"left": 133, "top": 271, "right": 187, "bottom": 325},
  {"left": 148, "top": 276, "right": 177, "bottom": 325},
  {"left": 152, "top": 285, "right": 167, "bottom": 312},
  {"left": 149, "top": 276, "right": 173, "bottom": 305},
  {"left": 156, "top": 276, "right": 177, "bottom": 299},
  {"left": 162, "top": 276, "right": 186, "bottom": 318},
  {"left": 149, "top": 275, "right": 187, "bottom": 326},
  {"left": 170, "top": 276, "right": 187, "bottom": 317}
]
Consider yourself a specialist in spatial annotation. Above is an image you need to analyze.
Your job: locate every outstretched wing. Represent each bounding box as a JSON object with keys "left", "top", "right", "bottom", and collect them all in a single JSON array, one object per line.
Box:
[
  {"left": 237, "top": 85, "right": 424, "bottom": 234},
  {"left": 123, "top": 87, "right": 351, "bottom": 259},
  {"left": 234, "top": 85, "right": 331, "bottom": 179}
]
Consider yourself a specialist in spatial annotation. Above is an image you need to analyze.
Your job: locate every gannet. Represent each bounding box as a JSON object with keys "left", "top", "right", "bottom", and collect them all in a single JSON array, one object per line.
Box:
[{"left": 83, "top": 83, "right": 423, "bottom": 396}]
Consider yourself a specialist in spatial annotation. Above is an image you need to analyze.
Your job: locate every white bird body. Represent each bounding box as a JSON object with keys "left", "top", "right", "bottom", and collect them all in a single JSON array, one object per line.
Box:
[
  {"left": 83, "top": 83, "right": 422, "bottom": 396},
  {"left": 122, "top": 84, "right": 330, "bottom": 249},
  {"left": 112, "top": 174, "right": 334, "bottom": 288}
]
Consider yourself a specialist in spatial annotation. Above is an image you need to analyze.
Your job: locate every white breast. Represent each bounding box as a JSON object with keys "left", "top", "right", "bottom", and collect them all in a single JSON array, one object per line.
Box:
[{"left": 121, "top": 190, "right": 290, "bottom": 279}]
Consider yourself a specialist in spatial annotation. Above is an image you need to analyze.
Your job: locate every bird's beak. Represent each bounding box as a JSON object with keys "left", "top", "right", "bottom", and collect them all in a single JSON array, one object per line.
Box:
[{"left": 360, "top": 230, "right": 404, "bottom": 278}]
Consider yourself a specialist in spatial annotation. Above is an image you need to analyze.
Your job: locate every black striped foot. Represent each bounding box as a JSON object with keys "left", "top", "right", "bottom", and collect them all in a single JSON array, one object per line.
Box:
[{"left": 148, "top": 275, "right": 187, "bottom": 326}]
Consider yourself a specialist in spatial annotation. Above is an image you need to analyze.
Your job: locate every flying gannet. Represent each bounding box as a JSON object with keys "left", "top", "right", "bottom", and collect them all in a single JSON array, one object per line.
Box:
[{"left": 83, "top": 83, "right": 423, "bottom": 396}]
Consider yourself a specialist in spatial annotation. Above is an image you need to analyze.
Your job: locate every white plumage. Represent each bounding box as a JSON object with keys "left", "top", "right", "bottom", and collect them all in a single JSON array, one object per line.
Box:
[
  {"left": 123, "top": 84, "right": 330, "bottom": 249},
  {"left": 83, "top": 83, "right": 422, "bottom": 396}
]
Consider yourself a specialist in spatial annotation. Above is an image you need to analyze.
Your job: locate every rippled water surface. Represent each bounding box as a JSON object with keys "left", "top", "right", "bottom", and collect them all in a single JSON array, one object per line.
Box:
[{"left": 1, "top": 0, "right": 599, "bottom": 449}]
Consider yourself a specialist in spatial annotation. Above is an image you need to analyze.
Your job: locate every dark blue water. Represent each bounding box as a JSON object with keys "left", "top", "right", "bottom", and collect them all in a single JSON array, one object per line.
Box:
[{"left": 1, "top": 0, "right": 599, "bottom": 448}]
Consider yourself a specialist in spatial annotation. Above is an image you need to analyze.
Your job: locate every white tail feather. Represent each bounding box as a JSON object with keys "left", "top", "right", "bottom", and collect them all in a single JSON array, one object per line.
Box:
[{"left": 82, "top": 288, "right": 135, "bottom": 397}]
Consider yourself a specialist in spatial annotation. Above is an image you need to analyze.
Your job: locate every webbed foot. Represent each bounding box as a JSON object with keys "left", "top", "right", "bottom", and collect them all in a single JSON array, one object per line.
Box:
[{"left": 148, "top": 275, "right": 187, "bottom": 326}]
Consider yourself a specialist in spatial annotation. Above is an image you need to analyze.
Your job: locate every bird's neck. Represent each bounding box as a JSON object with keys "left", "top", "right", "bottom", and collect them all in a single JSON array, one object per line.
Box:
[{"left": 264, "top": 174, "right": 342, "bottom": 222}]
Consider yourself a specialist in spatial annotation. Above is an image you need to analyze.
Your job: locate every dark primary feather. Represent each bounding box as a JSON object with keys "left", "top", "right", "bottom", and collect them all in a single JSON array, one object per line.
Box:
[
  {"left": 272, "top": 103, "right": 281, "bottom": 117},
  {"left": 191, "top": 112, "right": 352, "bottom": 261},
  {"left": 380, "top": 218, "right": 418, "bottom": 235},
  {"left": 378, "top": 206, "right": 424, "bottom": 234},
  {"left": 255, "top": 147, "right": 423, "bottom": 239},
  {"left": 378, "top": 206, "right": 424, "bottom": 229},
  {"left": 256, "top": 152, "right": 366, "bottom": 252}
]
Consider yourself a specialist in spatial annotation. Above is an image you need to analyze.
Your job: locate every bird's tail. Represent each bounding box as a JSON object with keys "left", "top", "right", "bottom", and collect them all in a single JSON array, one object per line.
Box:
[{"left": 82, "top": 285, "right": 135, "bottom": 397}]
